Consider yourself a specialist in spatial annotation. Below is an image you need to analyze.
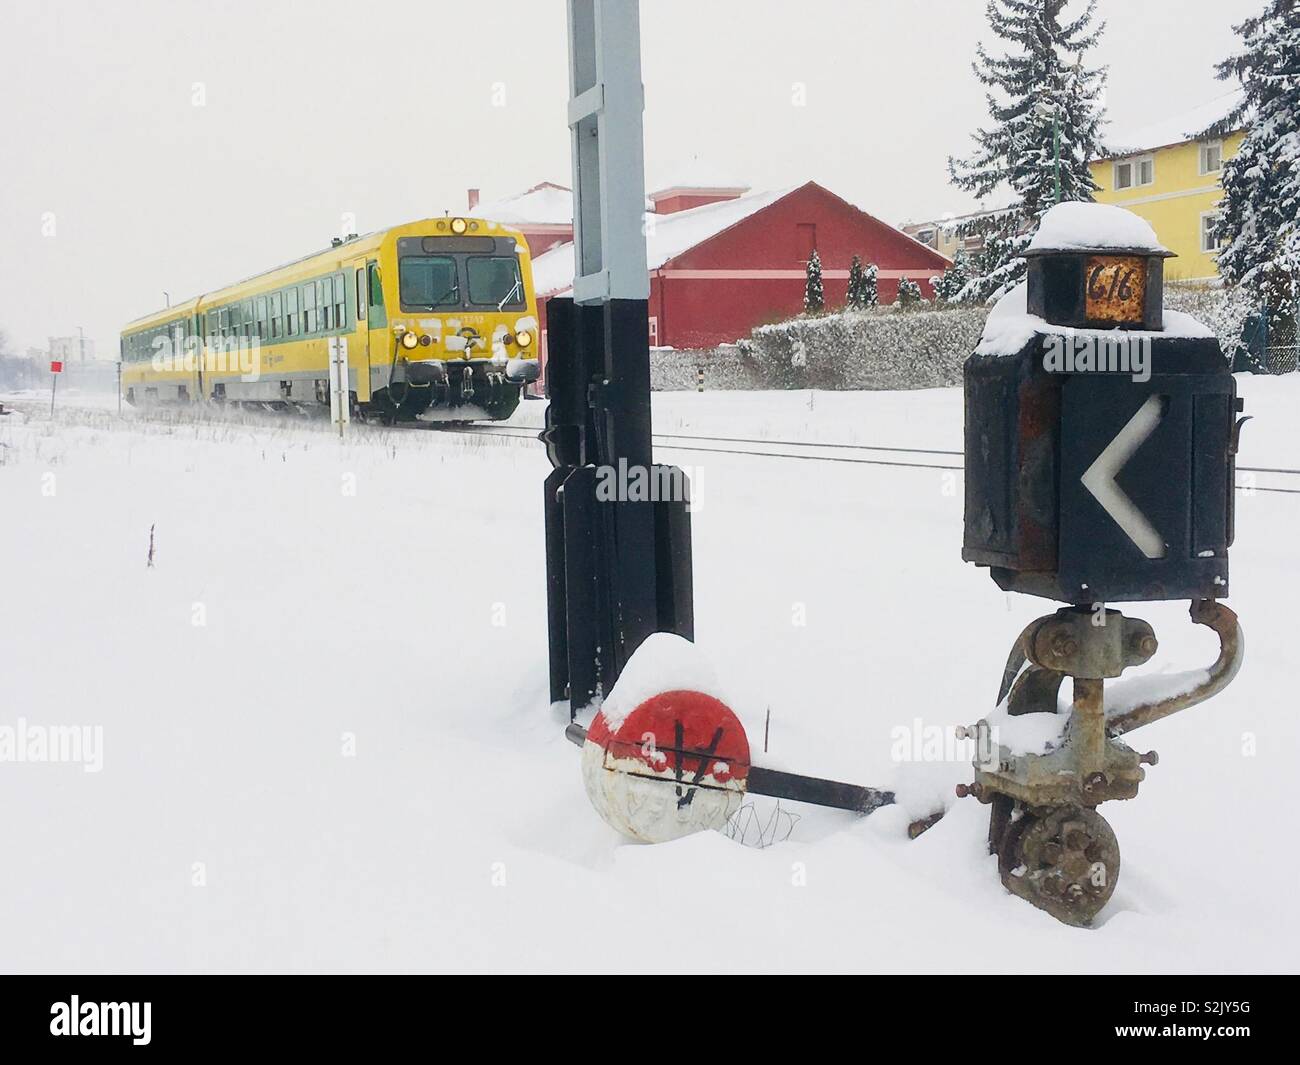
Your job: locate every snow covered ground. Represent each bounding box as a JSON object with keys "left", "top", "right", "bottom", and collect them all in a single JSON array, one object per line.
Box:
[{"left": 1, "top": 377, "right": 1297, "bottom": 973}]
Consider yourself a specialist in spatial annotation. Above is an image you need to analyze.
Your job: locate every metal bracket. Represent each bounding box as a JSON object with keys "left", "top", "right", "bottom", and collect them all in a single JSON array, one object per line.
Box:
[{"left": 1106, "top": 600, "right": 1244, "bottom": 735}]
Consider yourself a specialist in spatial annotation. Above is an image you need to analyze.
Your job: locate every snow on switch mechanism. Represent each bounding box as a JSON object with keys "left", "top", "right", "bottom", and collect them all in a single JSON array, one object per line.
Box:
[{"left": 955, "top": 202, "right": 1246, "bottom": 928}]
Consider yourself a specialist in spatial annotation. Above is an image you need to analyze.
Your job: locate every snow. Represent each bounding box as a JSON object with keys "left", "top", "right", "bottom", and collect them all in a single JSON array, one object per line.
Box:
[
  {"left": 983, "top": 699, "right": 1069, "bottom": 757},
  {"left": 1025, "top": 202, "right": 1168, "bottom": 256},
  {"left": 647, "top": 157, "right": 752, "bottom": 197},
  {"left": 1105, "top": 668, "right": 1213, "bottom": 720},
  {"left": 2, "top": 373, "right": 1298, "bottom": 972},
  {"left": 531, "top": 186, "right": 795, "bottom": 296},
  {"left": 472, "top": 182, "right": 574, "bottom": 226},
  {"left": 975, "top": 281, "right": 1215, "bottom": 356},
  {"left": 597, "top": 632, "right": 724, "bottom": 730},
  {"left": 1103, "top": 89, "right": 1247, "bottom": 158}
]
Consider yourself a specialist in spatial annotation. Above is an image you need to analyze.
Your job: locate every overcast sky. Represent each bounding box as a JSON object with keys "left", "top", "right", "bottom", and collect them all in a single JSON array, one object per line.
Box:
[{"left": 0, "top": 0, "right": 1260, "bottom": 355}]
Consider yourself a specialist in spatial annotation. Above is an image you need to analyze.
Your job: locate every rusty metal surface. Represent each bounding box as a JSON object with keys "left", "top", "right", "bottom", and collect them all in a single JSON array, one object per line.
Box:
[
  {"left": 998, "top": 805, "right": 1120, "bottom": 927},
  {"left": 1007, "top": 665, "right": 1067, "bottom": 717},
  {"left": 970, "top": 723, "right": 1145, "bottom": 810},
  {"left": 996, "top": 607, "right": 1157, "bottom": 708},
  {"left": 969, "top": 599, "right": 1243, "bottom": 926},
  {"left": 1107, "top": 600, "right": 1244, "bottom": 735},
  {"left": 1084, "top": 255, "right": 1147, "bottom": 325}
]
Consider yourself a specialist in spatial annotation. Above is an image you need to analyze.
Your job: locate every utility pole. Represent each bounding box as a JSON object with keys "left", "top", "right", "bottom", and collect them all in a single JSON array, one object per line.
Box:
[
  {"left": 1052, "top": 115, "right": 1061, "bottom": 205},
  {"left": 1035, "top": 100, "right": 1063, "bottom": 205}
]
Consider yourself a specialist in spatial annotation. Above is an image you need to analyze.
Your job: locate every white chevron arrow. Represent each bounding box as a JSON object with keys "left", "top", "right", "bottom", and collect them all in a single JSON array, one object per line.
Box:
[{"left": 1080, "top": 393, "right": 1167, "bottom": 560}]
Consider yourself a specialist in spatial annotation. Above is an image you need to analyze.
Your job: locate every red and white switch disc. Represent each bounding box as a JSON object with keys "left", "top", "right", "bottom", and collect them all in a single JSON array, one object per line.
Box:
[{"left": 581, "top": 689, "right": 751, "bottom": 843}]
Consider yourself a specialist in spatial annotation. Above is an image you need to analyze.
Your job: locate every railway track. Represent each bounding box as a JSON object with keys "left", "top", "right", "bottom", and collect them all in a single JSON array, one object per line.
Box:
[
  {"left": 8, "top": 397, "right": 1297, "bottom": 494},
  {"left": 441, "top": 422, "right": 1300, "bottom": 494}
]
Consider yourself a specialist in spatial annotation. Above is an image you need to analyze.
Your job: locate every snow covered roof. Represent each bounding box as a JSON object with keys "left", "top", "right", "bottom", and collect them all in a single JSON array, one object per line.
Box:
[
  {"left": 472, "top": 182, "right": 574, "bottom": 227},
  {"left": 975, "top": 281, "right": 1213, "bottom": 357},
  {"left": 646, "top": 157, "right": 752, "bottom": 197},
  {"left": 1099, "top": 89, "right": 1247, "bottom": 158},
  {"left": 532, "top": 185, "right": 796, "bottom": 296},
  {"left": 1024, "top": 202, "right": 1171, "bottom": 257}
]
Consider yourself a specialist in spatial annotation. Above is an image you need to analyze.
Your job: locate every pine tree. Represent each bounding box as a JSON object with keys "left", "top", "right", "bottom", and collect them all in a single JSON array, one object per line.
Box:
[
  {"left": 804, "top": 249, "right": 825, "bottom": 313},
  {"left": 1213, "top": 0, "right": 1300, "bottom": 330},
  {"left": 932, "top": 250, "right": 973, "bottom": 302},
  {"left": 895, "top": 277, "right": 923, "bottom": 309},
  {"left": 948, "top": 0, "right": 1108, "bottom": 302},
  {"left": 846, "top": 255, "right": 866, "bottom": 309},
  {"left": 862, "top": 263, "right": 879, "bottom": 307}
]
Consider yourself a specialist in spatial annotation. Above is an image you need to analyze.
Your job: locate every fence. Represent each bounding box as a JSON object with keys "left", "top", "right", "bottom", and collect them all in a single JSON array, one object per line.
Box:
[{"left": 1239, "top": 310, "right": 1299, "bottom": 375}]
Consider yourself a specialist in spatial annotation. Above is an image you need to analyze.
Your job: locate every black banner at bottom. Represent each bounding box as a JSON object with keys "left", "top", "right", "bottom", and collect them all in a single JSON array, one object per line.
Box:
[{"left": 0, "top": 974, "right": 1291, "bottom": 1051}]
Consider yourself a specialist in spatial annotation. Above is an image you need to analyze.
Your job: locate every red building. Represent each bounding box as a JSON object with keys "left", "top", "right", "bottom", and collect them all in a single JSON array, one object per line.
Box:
[{"left": 528, "top": 180, "right": 952, "bottom": 353}]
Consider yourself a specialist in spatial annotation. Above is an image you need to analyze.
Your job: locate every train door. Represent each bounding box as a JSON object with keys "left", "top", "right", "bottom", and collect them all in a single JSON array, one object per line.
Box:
[
  {"left": 354, "top": 264, "right": 370, "bottom": 393},
  {"left": 173, "top": 320, "right": 194, "bottom": 402},
  {"left": 365, "top": 259, "right": 387, "bottom": 393},
  {"left": 192, "top": 314, "right": 202, "bottom": 399}
]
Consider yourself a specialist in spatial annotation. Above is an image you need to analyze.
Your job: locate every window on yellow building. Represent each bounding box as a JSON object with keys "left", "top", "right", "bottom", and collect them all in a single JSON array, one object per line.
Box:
[
  {"left": 1114, "top": 155, "right": 1154, "bottom": 190},
  {"left": 1201, "top": 212, "right": 1226, "bottom": 254},
  {"left": 1200, "top": 140, "right": 1224, "bottom": 175}
]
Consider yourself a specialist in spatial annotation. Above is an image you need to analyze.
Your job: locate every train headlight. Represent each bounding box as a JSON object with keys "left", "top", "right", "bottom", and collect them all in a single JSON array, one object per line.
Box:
[
  {"left": 450, "top": 217, "right": 468, "bottom": 235},
  {"left": 516, "top": 330, "right": 533, "bottom": 348},
  {"left": 401, "top": 330, "right": 419, "bottom": 349}
]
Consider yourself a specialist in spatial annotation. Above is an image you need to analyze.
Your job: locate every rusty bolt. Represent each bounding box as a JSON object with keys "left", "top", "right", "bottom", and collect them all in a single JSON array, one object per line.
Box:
[
  {"left": 955, "top": 782, "right": 983, "bottom": 799},
  {"left": 1066, "top": 829, "right": 1089, "bottom": 852},
  {"left": 1139, "top": 750, "right": 1159, "bottom": 766},
  {"left": 955, "top": 783, "right": 971, "bottom": 798},
  {"left": 1082, "top": 771, "right": 1107, "bottom": 793}
]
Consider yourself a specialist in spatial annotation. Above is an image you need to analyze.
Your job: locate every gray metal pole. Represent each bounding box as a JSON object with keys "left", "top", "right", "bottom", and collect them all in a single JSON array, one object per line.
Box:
[{"left": 545, "top": 0, "right": 694, "bottom": 714}]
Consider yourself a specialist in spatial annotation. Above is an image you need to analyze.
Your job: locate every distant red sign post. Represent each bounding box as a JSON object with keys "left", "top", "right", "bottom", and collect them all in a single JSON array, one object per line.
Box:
[{"left": 49, "top": 360, "right": 63, "bottom": 416}]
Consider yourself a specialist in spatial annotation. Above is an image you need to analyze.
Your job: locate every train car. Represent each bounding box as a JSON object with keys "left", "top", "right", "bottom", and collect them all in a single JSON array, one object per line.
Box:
[{"left": 120, "top": 217, "right": 541, "bottom": 421}]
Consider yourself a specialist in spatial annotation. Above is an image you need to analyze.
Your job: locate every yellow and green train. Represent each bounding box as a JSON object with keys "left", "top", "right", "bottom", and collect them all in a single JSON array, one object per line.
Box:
[{"left": 120, "top": 216, "right": 540, "bottom": 421}]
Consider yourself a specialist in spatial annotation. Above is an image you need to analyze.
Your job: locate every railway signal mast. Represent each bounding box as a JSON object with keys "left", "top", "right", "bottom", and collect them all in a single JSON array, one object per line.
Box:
[
  {"left": 542, "top": 0, "right": 694, "bottom": 716},
  {"left": 547, "top": 0, "right": 902, "bottom": 834}
]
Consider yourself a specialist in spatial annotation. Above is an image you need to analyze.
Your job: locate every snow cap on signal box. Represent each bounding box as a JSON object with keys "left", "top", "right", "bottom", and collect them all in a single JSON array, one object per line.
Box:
[{"left": 1021, "top": 202, "right": 1173, "bottom": 332}]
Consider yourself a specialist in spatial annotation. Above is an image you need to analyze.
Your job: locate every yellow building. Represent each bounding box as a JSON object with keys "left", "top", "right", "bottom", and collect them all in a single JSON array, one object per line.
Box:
[{"left": 1091, "top": 95, "right": 1246, "bottom": 281}]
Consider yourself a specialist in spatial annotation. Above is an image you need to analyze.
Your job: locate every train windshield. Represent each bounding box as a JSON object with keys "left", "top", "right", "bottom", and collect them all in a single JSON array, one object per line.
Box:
[
  {"left": 467, "top": 256, "right": 525, "bottom": 310},
  {"left": 399, "top": 256, "right": 459, "bottom": 309}
]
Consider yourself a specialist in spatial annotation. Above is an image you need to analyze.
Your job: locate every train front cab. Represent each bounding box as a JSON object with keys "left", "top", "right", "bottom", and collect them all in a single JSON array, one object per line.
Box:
[{"left": 367, "top": 219, "right": 540, "bottom": 422}]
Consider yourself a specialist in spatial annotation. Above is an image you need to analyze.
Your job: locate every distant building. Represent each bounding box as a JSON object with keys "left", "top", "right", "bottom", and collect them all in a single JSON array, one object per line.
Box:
[
  {"left": 47, "top": 335, "right": 95, "bottom": 363},
  {"left": 1090, "top": 92, "right": 1247, "bottom": 281},
  {"left": 901, "top": 206, "right": 1006, "bottom": 259},
  {"left": 528, "top": 179, "right": 951, "bottom": 354}
]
